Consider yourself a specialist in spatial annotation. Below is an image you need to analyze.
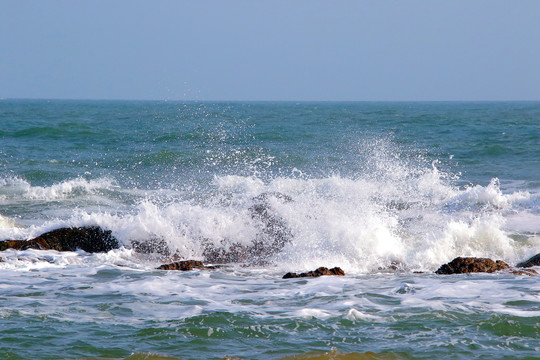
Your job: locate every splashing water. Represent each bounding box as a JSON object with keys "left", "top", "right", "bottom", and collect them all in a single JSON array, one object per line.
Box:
[{"left": 1, "top": 100, "right": 540, "bottom": 360}]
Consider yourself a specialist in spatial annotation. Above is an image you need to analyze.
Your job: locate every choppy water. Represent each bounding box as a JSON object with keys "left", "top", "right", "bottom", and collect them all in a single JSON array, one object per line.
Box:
[{"left": 1, "top": 100, "right": 539, "bottom": 359}]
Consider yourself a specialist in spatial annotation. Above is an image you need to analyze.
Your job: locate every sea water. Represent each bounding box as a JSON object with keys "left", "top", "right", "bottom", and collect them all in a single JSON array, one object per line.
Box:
[{"left": 0, "top": 100, "right": 539, "bottom": 359}]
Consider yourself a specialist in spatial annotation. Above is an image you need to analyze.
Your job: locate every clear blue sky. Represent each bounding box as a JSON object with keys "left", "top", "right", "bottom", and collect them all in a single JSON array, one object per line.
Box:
[{"left": 1, "top": 1, "right": 539, "bottom": 101}]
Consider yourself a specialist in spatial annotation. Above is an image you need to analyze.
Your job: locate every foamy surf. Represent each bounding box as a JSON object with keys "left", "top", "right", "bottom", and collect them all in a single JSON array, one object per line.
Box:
[
  {"left": 2, "top": 100, "right": 540, "bottom": 360},
  {"left": 2, "top": 170, "right": 539, "bottom": 274}
]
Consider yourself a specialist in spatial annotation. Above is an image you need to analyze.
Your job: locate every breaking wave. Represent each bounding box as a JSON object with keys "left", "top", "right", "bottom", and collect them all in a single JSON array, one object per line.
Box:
[{"left": 2, "top": 162, "right": 539, "bottom": 274}]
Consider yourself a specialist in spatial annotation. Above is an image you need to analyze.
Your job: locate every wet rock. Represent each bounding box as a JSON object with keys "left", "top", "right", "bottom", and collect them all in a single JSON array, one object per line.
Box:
[
  {"left": 250, "top": 192, "right": 293, "bottom": 250},
  {"left": 156, "top": 260, "right": 205, "bottom": 271},
  {"left": 156, "top": 259, "right": 222, "bottom": 271},
  {"left": 131, "top": 238, "right": 171, "bottom": 256},
  {"left": 435, "top": 257, "right": 509, "bottom": 274},
  {"left": 202, "top": 192, "right": 294, "bottom": 265},
  {"left": 509, "top": 268, "right": 538, "bottom": 277},
  {"left": 0, "top": 226, "right": 119, "bottom": 253},
  {"left": 385, "top": 200, "right": 412, "bottom": 211},
  {"left": 378, "top": 260, "right": 405, "bottom": 273},
  {"left": 202, "top": 242, "right": 250, "bottom": 264},
  {"left": 283, "top": 266, "right": 345, "bottom": 279},
  {"left": 516, "top": 253, "right": 540, "bottom": 268}
]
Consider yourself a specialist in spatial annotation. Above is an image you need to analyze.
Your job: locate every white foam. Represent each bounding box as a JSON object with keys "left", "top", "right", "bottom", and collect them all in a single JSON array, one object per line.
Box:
[
  {"left": 344, "top": 308, "right": 385, "bottom": 322},
  {"left": 294, "top": 308, "right": 332, "bottom": 319},
  {"left": 22, "top": 177, "right": 118, "bottom": 201},
  {"left": 0, "top": 214, "right": 23, "bottom": 229},
  {"left": 4, "top": 170, "right": 536, "bottom": 273},
  {"left": 2, "top": 144, "right": 539, "bottom": 274}
]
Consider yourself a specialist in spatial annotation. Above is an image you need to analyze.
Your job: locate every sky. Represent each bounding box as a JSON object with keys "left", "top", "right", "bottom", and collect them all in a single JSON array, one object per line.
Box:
[{"left": 1, "top": 1, "right": 539, "bottom": 101}]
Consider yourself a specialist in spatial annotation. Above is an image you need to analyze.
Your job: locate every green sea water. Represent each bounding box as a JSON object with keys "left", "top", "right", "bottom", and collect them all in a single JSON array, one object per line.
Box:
[{"left": 1, "top": 100, "right": 539, "bottom": 359}]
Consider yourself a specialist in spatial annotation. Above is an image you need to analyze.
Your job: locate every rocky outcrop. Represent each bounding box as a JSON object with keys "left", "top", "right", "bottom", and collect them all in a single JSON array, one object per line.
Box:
[
  {"left": 283, "top": 266, "right": 345, "bottom": 279},
  {"left": 203, "top": 192, "right": 293, "bottom": 264},
  {"left": 156, "top": 260, "right": 205, "bottom": 271},
  {"left": 156, "top": 259, "right": 221, "bottom": 271},
  {"left": 516, "top": 253, "right": 540, "bottom": 268},
  {"left": 0, "top": 226, "right": 119, "bottom": 253},
  {"left": 435, "top": 257, "right": 509, "bottom": 274}
]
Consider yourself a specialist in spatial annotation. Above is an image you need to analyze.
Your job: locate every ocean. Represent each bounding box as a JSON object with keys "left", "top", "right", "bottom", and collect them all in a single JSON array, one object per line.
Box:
[{"left": 1, "top": 100, "right": 539, "bottom": 359}]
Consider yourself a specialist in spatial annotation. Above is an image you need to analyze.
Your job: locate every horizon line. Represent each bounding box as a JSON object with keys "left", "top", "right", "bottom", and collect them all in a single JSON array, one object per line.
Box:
[{"left": 2, "top": 97, "right": 540, "bottom": 103}]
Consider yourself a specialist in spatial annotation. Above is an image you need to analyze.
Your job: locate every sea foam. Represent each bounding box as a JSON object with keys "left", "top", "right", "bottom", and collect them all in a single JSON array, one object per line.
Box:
[{"left": 2, "top": 147, "right": 539, "bottom": 273}]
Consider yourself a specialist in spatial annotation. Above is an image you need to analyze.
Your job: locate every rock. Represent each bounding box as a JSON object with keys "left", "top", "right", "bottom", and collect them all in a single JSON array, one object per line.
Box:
[
  {"left": 283, "top": 266, "right": 345, "bottom": 279},
  {"left": 516, "top": 253, "right": 540, "bottom": 268},
  {"left": 202, "top": 242, "right": 251, "bottom": 264},
  {"left": 250, "top": 192, "right": 293, "bottom": 251},
  {"left": 131, "top": 238, "right": 171, "bottom": 256},
  {"left": 435, "top": 257, "right": 509, "bottom": 274},
  {"left": 378, "top": 260, "right": 405, "bottom": 273},
  {"left": 509, "top": 268, "right": 538, "bottom": 277},
  {"left": 202, "top": 192, "right": 293, "bottom": 265},
  {"left": 156, "top": 260, "right": 205, "bottom": 271},
  {"left": 0, "top": 226, "right": 119, "bottom": 253},
  {"left": 156, "top": 259, "right": 222, "bottom": 271}
]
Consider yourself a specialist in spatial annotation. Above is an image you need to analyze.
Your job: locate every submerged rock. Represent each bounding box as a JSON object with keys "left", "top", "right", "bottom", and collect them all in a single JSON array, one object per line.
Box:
[
  {"left": 509, "top": 268, "right": 538, "bottom": 277},
  {"left": 516, "top": 253, "right": 540, "bottom": 268},
  {"left": 0, "top": 226, "right": 119, "bottom": 253},
  {"left": 283, "top": 266, "right": 345, "bottom": 279},
  {"left": 435, "top": 257, "right": 509, "bottom": 274}
]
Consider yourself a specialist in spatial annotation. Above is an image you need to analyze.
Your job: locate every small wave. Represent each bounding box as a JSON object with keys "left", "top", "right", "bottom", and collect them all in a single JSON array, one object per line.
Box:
[
  {"left": 0, "top": 214, "right": 24, "bottom": 229},
  {"left": 0, "top": 176, "right": 118, "bottom": 201},
  {"left": 13, "top": 126, "right": 64, "bottom": 139}
]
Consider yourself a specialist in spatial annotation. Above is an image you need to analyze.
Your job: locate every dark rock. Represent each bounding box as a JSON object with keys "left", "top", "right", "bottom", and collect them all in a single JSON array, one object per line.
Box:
[
  {"left": 156, "top": 260, "right": 205, "bottom": 271},
  {"left": 202, "top": 242, "right": 250, "bottom": 264},
  {"left": 516, "top": 253, "right": 540, "bottom": 268},
  {"left": 435, "top": 257, "right": 509, "bottom": 274},
  {"left": 131, "top": 238, "right": 171, "bottom": 256},
  {"left": 386, "top": 200, "right": 412, "bottom": 211},
  {"left": 0, "top": 226, "right": 119, "bottom": 253},
  {"left": 283, "top": 266, "right": 345, "bottom": 279},
  {"left": 202, "top": 192, "right": 294, "bottom": 265},
  {"left": 250, "top": 192, "right": 293, "bottom": 251},
  {"left": 156, "top": 259, "right": 224, "bottom": 271}
]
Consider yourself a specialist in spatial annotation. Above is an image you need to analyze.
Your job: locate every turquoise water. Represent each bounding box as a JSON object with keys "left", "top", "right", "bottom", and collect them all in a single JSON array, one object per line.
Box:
[{"left": 1, "top": 100, "right": 540, "bottom": 359}]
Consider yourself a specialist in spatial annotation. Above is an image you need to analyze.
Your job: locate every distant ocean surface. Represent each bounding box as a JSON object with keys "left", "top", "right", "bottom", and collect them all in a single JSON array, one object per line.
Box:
[{"left": 1, "top": 100, "right": 539, "bottom": 359}]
